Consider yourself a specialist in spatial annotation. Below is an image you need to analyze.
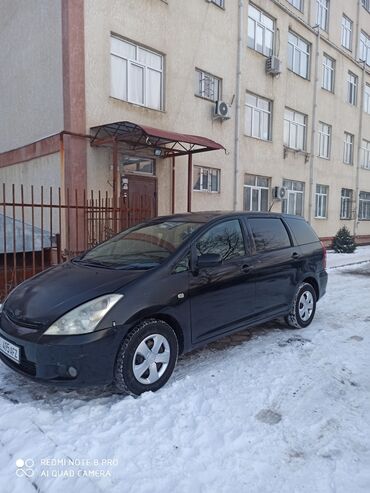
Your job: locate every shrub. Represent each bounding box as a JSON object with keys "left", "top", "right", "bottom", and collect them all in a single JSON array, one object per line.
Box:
[{"left": 332, "top": 226, "right": 356, "bottom": 253}]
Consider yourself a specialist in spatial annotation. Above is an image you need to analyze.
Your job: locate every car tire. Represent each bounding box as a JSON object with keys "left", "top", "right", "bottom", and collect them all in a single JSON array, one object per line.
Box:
[
  {"left": 114, "top": 319, "right": 178, "bottom": 396},
  {"left": 285, "top": 282, "right": 317, "bottom": 329}
]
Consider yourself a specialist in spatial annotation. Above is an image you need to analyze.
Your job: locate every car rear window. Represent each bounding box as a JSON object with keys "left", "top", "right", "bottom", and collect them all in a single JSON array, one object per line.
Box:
[
  {"left": 284, "top": 217, "right": 319, "bottom": 245},
  {"left": 248, "top": 218, "right": 291, "bottom": 253}
]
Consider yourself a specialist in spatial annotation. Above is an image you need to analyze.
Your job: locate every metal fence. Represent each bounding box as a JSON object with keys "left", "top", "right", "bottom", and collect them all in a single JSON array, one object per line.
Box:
[{"left": 0, "top": 184, "right": 152, "bottom": 300}]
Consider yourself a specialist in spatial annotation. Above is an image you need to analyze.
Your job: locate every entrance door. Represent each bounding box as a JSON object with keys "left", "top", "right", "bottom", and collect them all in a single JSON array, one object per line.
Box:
[{"left": 123, "top": 174, "right": 157, "bottom": 228}]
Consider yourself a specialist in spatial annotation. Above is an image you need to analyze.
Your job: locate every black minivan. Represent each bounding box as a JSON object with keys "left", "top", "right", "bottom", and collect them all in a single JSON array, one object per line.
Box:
[{"left": 0, "top": 212, "right": 327, "bottom": 395}]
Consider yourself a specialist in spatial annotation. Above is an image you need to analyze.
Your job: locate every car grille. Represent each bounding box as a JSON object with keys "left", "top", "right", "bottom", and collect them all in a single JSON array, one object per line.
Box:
[{"left": 0, "top": 349, "right": 37, "bottom": 377}]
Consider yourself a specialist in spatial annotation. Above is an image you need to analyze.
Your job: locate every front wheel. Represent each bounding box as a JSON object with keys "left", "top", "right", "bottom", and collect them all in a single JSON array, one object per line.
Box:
[
  {"left": 285, "top": 282, "right": 316, "bottom": 329},
  {"left": 114, "top": 319, "right": 178, "bottom": 396}
]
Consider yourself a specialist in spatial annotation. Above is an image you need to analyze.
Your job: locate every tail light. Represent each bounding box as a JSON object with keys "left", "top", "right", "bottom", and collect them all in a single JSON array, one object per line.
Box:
[{"left": 321, "top": 241, "right": 327, "bottom": 270}]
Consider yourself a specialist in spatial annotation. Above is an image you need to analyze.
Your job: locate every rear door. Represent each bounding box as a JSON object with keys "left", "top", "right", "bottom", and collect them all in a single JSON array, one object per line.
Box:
[
  {"left": 244, "top": 216, "right": 301, "bottom": 316},
  {"left": 189, "top": 218, "right": 256, "bottom": 343}
]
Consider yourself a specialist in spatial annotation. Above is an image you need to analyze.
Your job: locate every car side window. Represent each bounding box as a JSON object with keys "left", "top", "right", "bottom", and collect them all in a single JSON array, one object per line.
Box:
[
  {"left": 196, "top": 219, "right": 246, "bottom": 261},
  {"left": 248, "top": 218, "right": 291, "bottom": 253}
]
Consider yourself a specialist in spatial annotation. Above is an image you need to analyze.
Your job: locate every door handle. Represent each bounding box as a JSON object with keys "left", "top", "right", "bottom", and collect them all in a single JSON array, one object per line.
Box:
[
  {"left": 241, "top": 264, "right": 252, "bottom": 273},
  {"left": 292, "top": 252, "right": 300, "bottom": 259}
]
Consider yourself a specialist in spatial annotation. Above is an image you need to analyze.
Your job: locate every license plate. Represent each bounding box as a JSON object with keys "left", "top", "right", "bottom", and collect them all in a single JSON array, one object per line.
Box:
[{"left": 0, "top": 336, "right": 20, "bottom": 364}]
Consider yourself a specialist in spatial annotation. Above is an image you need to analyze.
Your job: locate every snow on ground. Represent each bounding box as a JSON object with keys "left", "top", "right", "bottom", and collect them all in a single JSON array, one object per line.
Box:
[
  {"left": 0, "top": 248, "right": 370, "bottom": 493},
  {"left": 327, "top": 245, "right": 370, "bottom": 269}
]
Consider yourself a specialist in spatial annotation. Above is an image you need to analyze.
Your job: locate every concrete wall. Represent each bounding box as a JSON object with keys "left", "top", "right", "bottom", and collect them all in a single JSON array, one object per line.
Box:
[{"left": 0, "top": 0, "right": 63, "bottom": 153}]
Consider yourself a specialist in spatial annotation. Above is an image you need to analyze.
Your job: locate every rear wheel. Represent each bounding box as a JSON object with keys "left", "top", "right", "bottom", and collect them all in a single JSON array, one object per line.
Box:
[
  {"left": 285, "top": 282, "right": 316, "bottom": 329},
  {"left": 114, "top": 319, "right": 178, "bottom": 396}
]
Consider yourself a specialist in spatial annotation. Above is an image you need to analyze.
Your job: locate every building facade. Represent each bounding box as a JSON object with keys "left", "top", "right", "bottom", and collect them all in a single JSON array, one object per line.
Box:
[{"left": 1, "top": 0, "right": 370, "bottom": 243}]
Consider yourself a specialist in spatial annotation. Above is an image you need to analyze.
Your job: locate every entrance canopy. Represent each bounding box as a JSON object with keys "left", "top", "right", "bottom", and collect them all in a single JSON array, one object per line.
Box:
[
  {"left": 90, "top": 121, "right": 224, "bottom": 158},
  {"left": 89, "top": 121, "right": 225, "bottom": 213}
]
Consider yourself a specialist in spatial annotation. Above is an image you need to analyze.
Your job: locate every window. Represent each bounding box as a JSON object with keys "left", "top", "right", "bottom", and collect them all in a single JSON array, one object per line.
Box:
[
  {"left": 360, "top": 139, "right": 370, "bottom": 169},
  {"left": 122, "top": 156, "right": 155, "bottom": 175},
  {"left": 341, "top": 15, "right": 352, "bottom": 51},
  {"left": 110, "top": 36, "right": 163, "bottom": 110},
  {"left": 209, "top": 0, "right": 224, "bottom": 7},
  {"left": 248, "top": 4, "right": 275, "bottom": 57},
  {"left": 318, "top": 122, "right": 331, "bottom": 159},
  {"left": 243, "top": 174, "right": 270, "bottom": 212},
  {"left": 359, "top": 191, "right": 370, "bottom": 220},
  {"left": 288, "top": 32, "right": 310, "bottom": 79},
  {"left": 245, "top": 93, "right": 272, "bottom": 140},
  {"left": 364, "top": 84, "right": 370, "bottom": 114},
  {"left": 360, "top": 31, "right": 370, "bottom": 65},
  {"left": 343, "top": 133, "right": 354, "bottom": 165},
  {"left": 282, "top": 179, "right": 305, "bottom": 216},
  {"left": 287, "top": 0, "right": 304, "bottom": 12},
  {"left": 248, "top": 218, "right": 291, "bottom": 253},
  {"left": 363, "top": 0, "right": 370, "bottom": 12},
  {"left": 196, "top": 220, "right": 245, "bottom": 261},
  {"left": 195, "top": 69, "right": 221, "bottom": 101},
  {"left": 322, "top": 54, "right": 335, "bottom": 92},
  {"left": 193, "top": 166, "right": 220, "bottom": 192},
  {"left": 340, "top": 188, "right": 353, "bottom": 220},
  {"left": 316, "top": 0, "right": 329, "bottom": 31},
  {"left": 347, "top": 71, "right": 358, "bottom": 106},
  {"left": 315, "top": 184, "right": 329, "bottom": 218},
  {"left": 284, "top": 108, "right": 307, "bottom": 150},
  {"left": 284, "top": 217, "right": 319, "bottom": 245}
]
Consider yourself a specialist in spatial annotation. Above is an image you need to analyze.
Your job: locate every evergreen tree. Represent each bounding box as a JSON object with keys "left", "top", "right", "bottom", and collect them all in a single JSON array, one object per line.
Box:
[{"left": 332, "top": 226, "right": 356, "bottom": 253}]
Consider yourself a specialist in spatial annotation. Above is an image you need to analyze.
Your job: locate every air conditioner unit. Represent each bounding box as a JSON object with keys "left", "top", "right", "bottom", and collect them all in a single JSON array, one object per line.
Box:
[
  {"left": 273, "top": 186, "right": 287, "bottom": 200},
  {"left": 214, "top": 100, "right": 231, "bottom": 120},
  {"left": 266, "top": 55, "right": 282, "bottom": 75}
]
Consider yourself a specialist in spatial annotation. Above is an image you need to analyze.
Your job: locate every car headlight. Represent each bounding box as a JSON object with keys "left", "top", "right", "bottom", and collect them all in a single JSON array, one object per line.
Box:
[{"left": 44, "top": 294, "right": 123, "bottom": 336}]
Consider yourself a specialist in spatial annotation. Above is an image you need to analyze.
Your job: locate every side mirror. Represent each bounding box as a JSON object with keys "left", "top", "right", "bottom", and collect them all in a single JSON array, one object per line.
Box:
[{"left": 197, "top": 253, "right": 222, "bottom": 269}]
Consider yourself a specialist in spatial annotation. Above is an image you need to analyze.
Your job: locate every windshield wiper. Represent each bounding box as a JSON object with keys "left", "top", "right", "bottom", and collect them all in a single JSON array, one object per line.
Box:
[{"left": 72, "top": 258, "right": 114, "bottom": 269}]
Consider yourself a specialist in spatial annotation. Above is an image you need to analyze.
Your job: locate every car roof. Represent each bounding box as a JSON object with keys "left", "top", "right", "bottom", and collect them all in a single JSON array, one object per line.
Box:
[{"left": 146, "top": 211, "right": 306, "bottom": 224}]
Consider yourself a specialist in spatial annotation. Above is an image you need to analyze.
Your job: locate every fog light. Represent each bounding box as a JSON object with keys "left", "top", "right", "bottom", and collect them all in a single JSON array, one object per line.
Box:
[{"left": 68, "top": 366, "right": 78, "bottom": 378}]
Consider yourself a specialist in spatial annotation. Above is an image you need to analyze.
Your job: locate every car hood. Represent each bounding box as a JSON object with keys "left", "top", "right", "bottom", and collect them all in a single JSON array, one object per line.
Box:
[{"left": 4, "top": 261, "right": 145, "bottom": 327}]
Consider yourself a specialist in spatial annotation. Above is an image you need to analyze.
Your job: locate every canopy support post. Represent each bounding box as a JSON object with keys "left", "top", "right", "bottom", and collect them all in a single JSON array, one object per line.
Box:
[{"left": 187, "top": 153, "right": 192, "bottom": 213}]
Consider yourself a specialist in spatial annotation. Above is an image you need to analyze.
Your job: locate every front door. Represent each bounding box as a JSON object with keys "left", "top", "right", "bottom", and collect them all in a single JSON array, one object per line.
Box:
[
  {"left": 189, "top": 218, "right": 256, "bottom": 343},
  {"left": 122, "top": 174, "right": 157, "bottom": 228}
]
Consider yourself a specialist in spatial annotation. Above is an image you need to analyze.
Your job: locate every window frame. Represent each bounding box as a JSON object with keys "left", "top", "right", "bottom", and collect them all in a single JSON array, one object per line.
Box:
[
  {"left": 316, "top": 0, "right": 329, "bottom": 31},
  {"left": 322, "top": 53, "right": 335, "bottom": 92},
  {"left": 208, "top": 0, "right": 225, "bottom": 8},
  {"left": 360, "top": 139, "right": 370, "bottom": 170},
  {"left": 359, "top": 191, "right": 370, "bottom": 220},
  {"left": 247, "top": 3, "right": 275, "bottom": 57},
  {"left": 343, "top": 132, "right": 354, "bottom": 165},
  {"left": 340, "top": 188, "right": 353, "bottom": 220},
  {"left": 347, "top": 71, "right": 358, "bottom": 106},
  {"left": 315, "top": 184, "right": 329, "bottom": 219},
  {"left": 318, "top": 121, "right": 332, "bottom": 159},
  {"left": 193, "top": 166, "right": 221, "bottom": 193},
  {"left": 359, "top": 31, "right": 370, "bottom": 65},
  {"left": 287, "top": 31, "right": 311, "bottom": 79},
  {"left": 284, "top": 108, "right": 307, "bottom": 151},
  {"left": 110, "top": 35, "right": 164, "bottom": 111},
  {"left": 282, "top": 179, "right": 305, "bottom": 216},
  {"left": 195, "top": 68, "right": 222, "bottom": 102},
  {"left": 364, "top": 83, "right": 370, "bottom": 114},
  {"left": 245, "top": 92, "right": 273, "bottom": 141},
  {"left": 243, "top": 174, "right": 270, "bottom": 212},
  {"left": 341, "top": 15, "right": 353, "bottom": 51},
  {"left": 287, "top": 0, "right": 304, "bottom": 13}
]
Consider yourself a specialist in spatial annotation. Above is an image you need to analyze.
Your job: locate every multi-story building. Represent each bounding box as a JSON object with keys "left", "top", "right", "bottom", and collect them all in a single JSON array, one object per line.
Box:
[{"left": 1, "top": 0, "right": 370, "bottom": 243}]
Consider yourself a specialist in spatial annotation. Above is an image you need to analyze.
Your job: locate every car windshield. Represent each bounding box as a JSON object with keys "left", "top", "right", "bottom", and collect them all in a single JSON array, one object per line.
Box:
[{"left": 76, "top": 220, "right": 202, "bottom": 269}]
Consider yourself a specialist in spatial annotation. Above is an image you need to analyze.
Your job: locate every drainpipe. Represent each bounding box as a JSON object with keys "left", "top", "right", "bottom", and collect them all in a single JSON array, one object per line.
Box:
[
  {"left": 233, "top": 0, "right": 244, "bottom": 211},
  {"left": 354, "top": 61, "right": 366, "bottom": 240},
  {"left": 355, "top": 0, "right": 361, "bottom": 61},
  {"left": 308, "top": 25, "right": 320, "bottom": 224}
]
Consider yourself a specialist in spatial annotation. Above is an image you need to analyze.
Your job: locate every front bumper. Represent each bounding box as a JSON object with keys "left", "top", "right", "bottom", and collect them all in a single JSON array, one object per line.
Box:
[{"left": 0, "top": 314, "right": 127, "bottom": 387}]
